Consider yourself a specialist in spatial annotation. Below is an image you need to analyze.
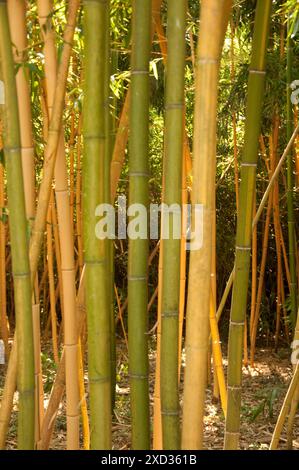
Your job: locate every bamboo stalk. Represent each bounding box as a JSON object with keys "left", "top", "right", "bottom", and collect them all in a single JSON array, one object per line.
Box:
[
  {"left": 286, "top": 24, "right": 298, "bottom": 330},
  {"left": 0, "top": 128, "right": 9, "bottom": 354},
  {"left": 78, "top": 338, "right": 90, "bottom": 450},
  {"left": 250, "top": 192, "right": 257, "bottom": 338},
  {"left": 178, "top": 145, "right": 188, "bottom": 377},
  {"left": 46, "top": 198, "right": 59, "bottom": 364},
  {"left": 270, "top": 361, "right": 299, "bottom": 449},
  {"left": 230, "top": 20, "right": 239, "bottom": 211},
  {"left": 210, "top": 291, "right": 227, "bottom": 416},
  {"left": 250, "top": 193, "right": 273, "bottom": 365},
  {"left": 38, "top": 269, "right": 86, "bottom": 449},
  {"left": 224, "top": 0, "right": 271, "bottom": 449},
  {"left": 83, "top": 0, "right": 111, "bottom": 449},
  {"left": 182, "top": 0, "right": 232, "bottom": 450},
  {"left": 29, "top": 0, "right": 79, "bottom": 286},
  {"left": 0, "top": 2, "right": 35, "bottom": 448},
  {"left": 160, "top": 0, "right": 186, "bottom": 450},
  {"left": 128, "top": 0, "right": 151, "bottom": 449},
  {"left": 38, "top": 0, "right": 80, "bottom": 448}
]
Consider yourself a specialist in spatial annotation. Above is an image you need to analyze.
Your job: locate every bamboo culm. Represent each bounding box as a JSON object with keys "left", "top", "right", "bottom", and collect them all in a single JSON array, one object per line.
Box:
[
  {"left": 128, "top": 0, "right": 152, "bottom": 449},
  {"left": 160, "top": 0, "right": 187, "bottom": 450},
  {"left": 0, "top": 1, "right": 35, "bottom": 449},
  {"left": 83, "top": 0, "right": 112, "bottom": 449},
  {"left": 224, "top": 0, "right": 272, "bottom": 449}
]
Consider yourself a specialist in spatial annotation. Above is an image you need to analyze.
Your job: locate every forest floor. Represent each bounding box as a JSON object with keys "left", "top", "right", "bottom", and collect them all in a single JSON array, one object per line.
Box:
[{"left": 0, "top": 339, "right": 298, "bottom": 450}]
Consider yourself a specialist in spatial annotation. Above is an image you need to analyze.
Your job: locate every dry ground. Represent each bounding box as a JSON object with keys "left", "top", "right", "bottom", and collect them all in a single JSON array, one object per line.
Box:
[{"left": 0, "top": 341, "right": 298, "bottom": 450}]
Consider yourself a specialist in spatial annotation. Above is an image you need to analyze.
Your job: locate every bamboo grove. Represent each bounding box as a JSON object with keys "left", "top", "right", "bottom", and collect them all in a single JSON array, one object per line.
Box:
[{"left": 0, "top": 0, "right": 298, "bottom": 451}]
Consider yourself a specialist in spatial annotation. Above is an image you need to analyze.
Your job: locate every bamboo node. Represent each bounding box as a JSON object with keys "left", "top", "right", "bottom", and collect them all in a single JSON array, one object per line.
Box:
[
  {"left": 165, "top": 103, "right": 184, "bottom": 110},
  {"left": 131, "top": 70, "right": 149, "bottom": 75},
  {"left": 227, "top": 385, "right": 241, "bottom": 390},
  {"left": 129, "top": 373, "right": 148, "bottom": 380},
  {"left": 229, "top": 321, "right": 245, "bottom": 326},
  {"left": 128, "top": 171, "right": 149, "bottom": 177},
  {"left": 249, "top": 69, "right": 266, "bottom": 75},
  {"left": 161, "top": 310, "right": 179, "bottom": 318},
  {"left": 235, "top": 245, "right": 251, "bottom": 251},
  {"left": 161, "top": 409, "right": 179, "bottom": 416},
  {"left": 128, "top": 275, "right": 147, "bottom": 281},
  {"left": 197, "top": 58, "right": 218, "bottom": 65},
  {"left": 89, "top": 376, "right": 110, "bottom": 384},
  {"left": 241, "top": 162, "right": 257, "bottom": 167}
]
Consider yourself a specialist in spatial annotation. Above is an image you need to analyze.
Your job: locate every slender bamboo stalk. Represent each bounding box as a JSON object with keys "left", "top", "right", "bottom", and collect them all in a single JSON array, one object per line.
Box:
[
  {"left": 0, "top": 339, "right": 16, "bottom": 448},
  {"left": 230, "top": 20, "right": 239, "bottom": 211},
  {"left": 182, "top": 0, "right": 232, "bottom": 450},
  {"left": 29, "top": 0, "right": 79, "bottom": 285},
  {"left": 46, "top": 198, "right": 59, "bottom": 364},
  {"left": 38, "top": 270, "right": 86, "bottom": 449},
  {"left": 178, "top": 146, "right": 188, "bottom": 377},
  {"left": 83, "top": 0, "right": 111, "bottom": 449},
  {"left": 160, "top": 0, "right": 186, "bottom": 450},
  {"left": 0, "top": 128, "right": 9, "bottom": 354},
  {"left": 250, "top": 193, "right": 273, "bottom": 364},
  {"left": 209, "top": 291, "right": 227, "bottom": 416},
  {"left": 250, "top": 192, "right": 257, "bottom": 338},
  {"left": 7, "top": 0, "right": 35, "bottom": 221},
  {"left": 78, "top": 338, "right": 90, "bottom": 450},
  {"left": 218, "top": 116, "right": 299, "bottom": 331},
  {"left": 128, "top": 0, "right": 151, "bottom": 449},
  {"left": 286, "top": 24, "right": 298, "bottom": 330},
  {"left": 153, "top": 233, "right": 163, "bottom": 450},
  {"left": 224, "top": 0, "right": 271, "bottom": 449},
  {"left": 0, "top": 1, "right": 35, "bottom": 448},
  {"left": 286, "top": 309, "right": 299, "bottom": 448},
  {"left": 38, "top": 0, "right": 80, "bottom": 448},
  {"left": 7, "top": 1, "right": 42, "bottom": 444},
  {"left": 270, "top": 360, "right": 299, "bottom": 449}
]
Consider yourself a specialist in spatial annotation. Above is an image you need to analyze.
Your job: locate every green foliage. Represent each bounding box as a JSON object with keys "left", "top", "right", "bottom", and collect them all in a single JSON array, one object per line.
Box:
[
  {"left": 41, "top": 352, "right": 57, "bottom": 393},
  {"left": 247, "top": 387, "right": 282, "bottom": 422}
]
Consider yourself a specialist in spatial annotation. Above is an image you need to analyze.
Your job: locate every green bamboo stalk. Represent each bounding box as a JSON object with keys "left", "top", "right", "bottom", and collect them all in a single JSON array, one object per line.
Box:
[
  {"left": 0, "top": 0, "right": 35, "bottom": 449},
  {"left": 83, "top": 0, "right": 111, "bottom": 449},
  {"left": 160, "top": 0, "right": 187, "bottom": 450},
  {"left": 128, "top": 0, "right": 151, "bottom": 450},
  {"left": 286, "top": 24, "right": 297, "bottom": 330},
  {"left": 103, "top": 3, "right": 116, "bottom": 408},
  {"left": 224, "top": 0, "right": 271, "bottom": 450}
]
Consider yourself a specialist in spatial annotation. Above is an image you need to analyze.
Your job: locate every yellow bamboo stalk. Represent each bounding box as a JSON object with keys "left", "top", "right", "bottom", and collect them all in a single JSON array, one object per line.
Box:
[
  {"left": 294, "top": 106, "right": 299, "bottom": 186},
  {"left": 182, "top": 0, "right": 232, "bottom": 449},
  {"left": 0, "top": 339, "right": 17, "bottom": 449},
  {"left": 78, "top": 338, "right": 90, "bottom": 450},
  {"left": 51, "top": 192, "right": 64, "bottom": 324},
  {"left": 153, "top": 238, "right": 163, "bottom": 450},
  {"left": 46, "top": 199, "right": 59, "bottom": 364},
  {"left": 250, "top": 192, "right": 257, "bottom": 338},
  {"left": 75, "top": 118, "right": 84, "bottom": 276},
  {"left": 250, "top": 193, "right": 273, "bottom": 365},
  {"left": 209, "top": 291, "right": 227, "bottom": 416},
  {"left": 270, "top": 360, "right": 299, "bottom": 449},
  {"left": 32, "top": 303, "right": 44, "bottom": 445},
  {"left": 7, "top": 0, "right": 35, "bottom": 221},
  {"left": 38, "top": 268, "right": 86, "bottom": 449},
  {"left": 37, "top": 0, "right": 80, "bottom": 449},
  {"left": 29, "top": 0, "right": 79, "bottom": 288},
  {"left": 0, "top": 129, "right": 9, "bottom": 355},
  {"left": 69, "top": 111, "right": 76, "bottom": 226},
  {"left": 178, "top": 146, "right": 188, "bottom": 377}
]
